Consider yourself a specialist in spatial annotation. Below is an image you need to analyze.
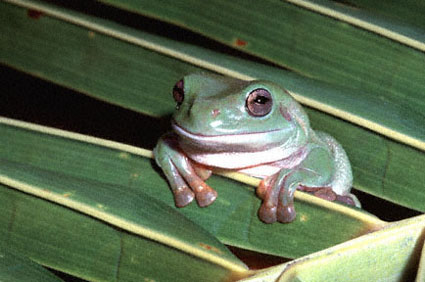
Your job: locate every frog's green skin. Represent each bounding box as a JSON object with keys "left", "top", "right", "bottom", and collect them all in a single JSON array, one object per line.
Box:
[{"left": 154, "top": 73, "right": 359, "bottom": 223}]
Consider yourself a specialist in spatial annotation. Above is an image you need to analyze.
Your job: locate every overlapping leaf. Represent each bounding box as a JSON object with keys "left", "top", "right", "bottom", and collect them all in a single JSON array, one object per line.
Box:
[
  {"left": 0, "top": 247, "right": 63, "bottom": 282},
  {"left": 243, "top": 214, "right": 425, "bottom": 281}
]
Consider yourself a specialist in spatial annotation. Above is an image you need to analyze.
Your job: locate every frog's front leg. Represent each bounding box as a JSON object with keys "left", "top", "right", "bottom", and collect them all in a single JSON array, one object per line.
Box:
[
  {"left": 154, "top": 133, "right": 217, "bottom": 207},
  {"left": 258, "top": 147, "right": 333, "bottom": 223}
]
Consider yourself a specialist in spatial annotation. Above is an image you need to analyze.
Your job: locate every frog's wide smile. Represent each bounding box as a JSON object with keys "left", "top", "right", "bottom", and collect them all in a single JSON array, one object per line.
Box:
[
  {"left": 172, "top": 120, "right": 282, "bottom": 137},
  {"left": 171, "top": 120, "right": 286, "bottom": 148}
]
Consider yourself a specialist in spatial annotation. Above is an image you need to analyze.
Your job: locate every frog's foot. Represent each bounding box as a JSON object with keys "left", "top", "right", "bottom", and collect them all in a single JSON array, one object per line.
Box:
[
  {"left": 257, "top": 175, "right": 276, "bottom": 200},
  {"left": 313, "top": 187, "right": 337, "bottom": 201},
  {"left": 257, "top": 173, "right": 297, "bottom": 223},
  {"left": 191, "top": 161, "right": 212, "bottom": 181},
  {"left": 172, "top": 167, "right": 217, "bottom": 207},
  {"left": 171, "top": 182, "right": 216, "bottom": 208},
  {"left": 192, "top": 181, "right": 218, "bottom": 207},
  {"left": 168, "top": 171, "right": 217, "bottom": 208},
  {"left": 336, "top": 194, "right": 360, "bottom": 207},
  {"left": 154, "top": 135, "right": 217, "bottom": 208},
  {"left": 257, "top": 174, "right": 279, "bottom": 223},
  {"left": 258, "top": 175, "right": 277, "bottom": 223},
  {"left": 173, "top": 186, "right": 195, "bottom": 208},
  {"left": 304, "top": 186, "right": 359, "bottom": 207},
  {"left": 183, "top": 161, "right": 216, "bottom": 206},
  {"left": 277, "top": 203, "right": 296, "bottom": 223},
  {"left": 258, "top": 196, "right": 297, "bottom": 223},
  {"left": 258, "top": 204, "right": 277, "bottom": 224}
]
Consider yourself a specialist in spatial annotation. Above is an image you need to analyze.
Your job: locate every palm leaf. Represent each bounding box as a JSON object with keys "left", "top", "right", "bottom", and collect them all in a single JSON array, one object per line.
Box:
[
  {"left": 0, "top": 247, "right": 63, "bottom": 282},
  {"left": 1, "top": 0, "right": 425, "bottom": 280},
  {"left": 1, "top": 126, "right": 249, "bottom": 281},
  {"left": 243, "top": 214, "right": 425, "bottom": 281},
  {"left": 96, "top": 0, "right": 425, "bottom": 149},
  {"left": 0, "top": 117, "right": 382, "bottom": 260}
]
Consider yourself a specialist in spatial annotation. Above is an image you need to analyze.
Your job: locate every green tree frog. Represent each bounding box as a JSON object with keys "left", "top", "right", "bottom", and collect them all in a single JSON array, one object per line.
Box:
[{"left": 154, "top": 73, "right": 360, "bottom": 223}]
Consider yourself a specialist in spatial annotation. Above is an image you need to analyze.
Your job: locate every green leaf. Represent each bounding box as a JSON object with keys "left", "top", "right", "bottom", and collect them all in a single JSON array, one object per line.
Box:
[
  {"left": 2, "top": 0, "right": 425, "bottom": 280},
  {"left": 97, "top": 0, "right": 425, "bottom": 144},
  {"left": 244, "top": 214, "right": 425, "bottom": 281},
  {"left": 0, "top": 185, "right": 244, "bottom": 282},
  {"left": 0, "top": 159, "right": 247, "bottom": 269},
  {"left": 2, "top": 0, "right": 424, "bottom": 149},
  {"left": 285, "top": 0, "right": 425, "bottom": 52},
  {"left": 1, "top": 126, "right": 247, "bottom": 280},
  {"left": 0, "top": 247, "right": 63, "bottom": 282},
  {"left": 325, "top": 0, "right": 425, "bottom": 33},
  {"left": 0, "top": 117, "right": 383, "bottom": 260},
  {"left": 1, "top": 0, "right": 424, "bottom": 214}
]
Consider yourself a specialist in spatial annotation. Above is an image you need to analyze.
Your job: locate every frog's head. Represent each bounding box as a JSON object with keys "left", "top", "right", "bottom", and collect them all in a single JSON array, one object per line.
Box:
[{"left": 171, "top": 73, "right": 309, "bottom": 152}]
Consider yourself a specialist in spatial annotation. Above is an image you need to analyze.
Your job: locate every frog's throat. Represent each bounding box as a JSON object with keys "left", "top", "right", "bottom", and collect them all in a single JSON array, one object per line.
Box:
[{"left": 185, "top": 144, "right": 309, "bottom": 170}]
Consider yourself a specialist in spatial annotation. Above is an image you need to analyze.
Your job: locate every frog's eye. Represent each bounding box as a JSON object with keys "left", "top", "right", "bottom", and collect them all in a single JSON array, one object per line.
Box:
[
  {"left": 173, "top": 79, "right": 184, "bottom": 107},
  {"left": 246, "top": 88, "right": 273, "bottom": 117}
]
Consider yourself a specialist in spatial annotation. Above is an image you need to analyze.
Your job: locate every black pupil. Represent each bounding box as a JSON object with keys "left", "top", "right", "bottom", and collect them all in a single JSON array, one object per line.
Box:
[{"left": 254, "top": 96, "right": 268, "bottom": 104}]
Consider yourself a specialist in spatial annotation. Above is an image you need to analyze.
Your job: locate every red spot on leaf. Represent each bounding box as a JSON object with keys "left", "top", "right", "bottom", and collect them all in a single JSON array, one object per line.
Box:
[
  {"left": 234, "top": 38, "right": 247, "bottom": 47},
  {"left": 27, "top": 9, "right": 43, "bottom": 19},
  {"left": 199, "top": 243, "right": 222, "bottom": 254}
]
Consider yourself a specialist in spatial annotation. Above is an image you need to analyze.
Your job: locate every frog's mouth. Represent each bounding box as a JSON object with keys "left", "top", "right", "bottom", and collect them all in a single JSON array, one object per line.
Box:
[
  {"left": 172, "top": 121, "right": 305, "bottom": 168},
  {"left": 172, "top": 120, "right": 290, "bottom": 152}
]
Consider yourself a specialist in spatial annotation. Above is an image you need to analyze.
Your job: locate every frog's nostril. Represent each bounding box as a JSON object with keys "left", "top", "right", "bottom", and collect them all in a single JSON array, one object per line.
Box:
[{"left": 211, "top": 109, "right": 220, "bottom": 118}]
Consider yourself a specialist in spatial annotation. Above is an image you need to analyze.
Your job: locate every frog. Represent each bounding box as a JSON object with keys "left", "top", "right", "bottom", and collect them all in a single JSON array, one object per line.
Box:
[{"left": 154, "top": 73, "right": 360, "bottom": 223}]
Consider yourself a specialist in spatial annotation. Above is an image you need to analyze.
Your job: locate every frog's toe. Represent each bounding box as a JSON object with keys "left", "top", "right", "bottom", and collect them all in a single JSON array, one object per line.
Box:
[
  {"left": 277, "top": 203, "right": 296, "bottom": 223},
  {"left": 192, "top": 162, "right": 212, "bottom": 181},
  {"left": 257, "top": 175, "right": 276, "bottom": 200},
  {"left": 257, "top": 180, "right": 269, "bottom": 200},
  {"left": 336, "top": 194, "right": 359, "bottom": 207},
  {"left": 195, "top": 185, "right": 218, "bottom": 207},
  {"left": 173, "top": 186, "right": 195, "bottom": 207},
  {"left": 313, "top": 187, "right": 337, "bottom": 201},
  {"left": 258, "top": 204, "right": 277, "bottom": 223}
]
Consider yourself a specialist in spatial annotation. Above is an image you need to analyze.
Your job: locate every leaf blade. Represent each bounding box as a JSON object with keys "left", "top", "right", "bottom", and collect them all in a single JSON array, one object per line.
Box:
[
  {"left": 1, "top": 0, "right": 424, "bottom": 150},
  {"left": 0, "top": 117, "right": 384, "bottom": 259},
  {"left": 0, "top": 247, "right": 63, "bottom": 282},
  {"left": 0, "top": 184, "right": 244, "bottom": 281},
  {"left": 244, "top": 214, "right": 425, "bottom": 281},
  {"left": 94, "top": 0, "right": 425, "bottom": 145}
]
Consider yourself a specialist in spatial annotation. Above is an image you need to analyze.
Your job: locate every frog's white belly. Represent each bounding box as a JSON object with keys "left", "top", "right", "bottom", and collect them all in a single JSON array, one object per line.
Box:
[{"left": 184, "top": 145, "right": 309, "bottom": 178}]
